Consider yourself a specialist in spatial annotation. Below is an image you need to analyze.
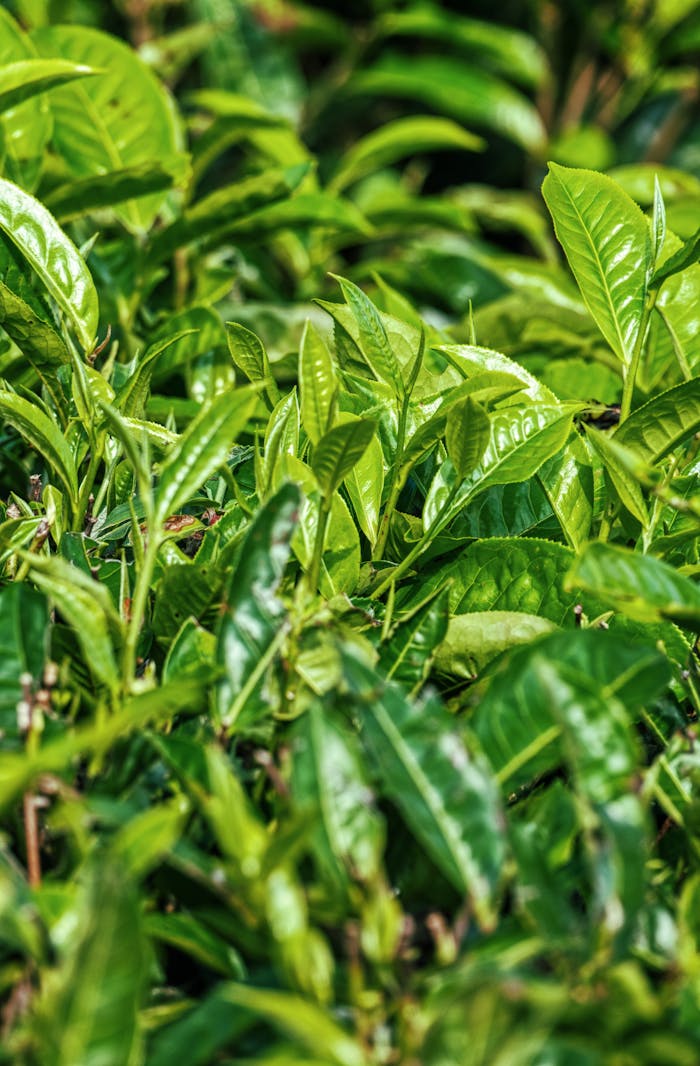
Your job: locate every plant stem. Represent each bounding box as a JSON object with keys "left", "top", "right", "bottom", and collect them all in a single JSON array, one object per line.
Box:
[
  {"left": 371, "top": 483, "right": 458, "bottom": 600},
  {"left": 307, "top": 495, "right": 332, "bottom": 595},
  {"left": 121, "top": 533, "right": 160, "bottom": 689},
  {"left": 23, "top": 793, "right": 41, "bottom": 888},
  {"left": 374, "top": 465, "right": 409, "bottom": 561},
  {"left": 374, "top": 394, "right": 410, "bottom": 561},
  {"left": 619, "top": 289, "right": 658, "bottom": 423},
  {"left": 76, "top": 449, "right": 102, "bottom": 529}
]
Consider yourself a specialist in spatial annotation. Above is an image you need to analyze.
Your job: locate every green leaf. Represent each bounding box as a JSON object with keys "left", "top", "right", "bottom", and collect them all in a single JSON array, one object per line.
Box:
[
  {"left": 0, "top": 235, "right": 70, "bottom": 372},
  {"left": 536, "top": 443, "right": 593, "bottom": 551},
  {"left": 226, "top": 321, "right": 280, "bottom": 407},
  {"left": 380, "top": 587, "right": 450, "bottom": 693},
  {"left": 614, "top": 376, "right": 700, "bottom": 463},
  {"left": 262, "top": 389, "right": 300, "bottom": 493},
  {"left": 163, "top": 618, "right": 217, "bottom": 685},
  {"left": 280, "top": 455, "right": 360, "bottom": 598},
  {"left": 566, "top": 541, "right": 700, "bottom": 629},
  {"left": 423, "top": 402, "right": 577, "bottom": 533},
  {"left": 438, "top": 344, "right": 592, "bottom": 546},
  {"left": 585, "top": 424, "right": 649, "bottom": 527},
  {"left": 311, "top": 418, "right": 376, "bottom": 499},
  {"left": 331, "top": 116, "right": 483, "bottom": 192},
  {"left": 435, "top": 611, "right": 557, "bottom": 676},
  {"left": 144, "top": 985, "right": 254, "bottom": 1066},
  {"left": 34, "top": 24, "right": 183, "bottom": 232},
  {"left": 445, "top": 396, "right": 491, "bottom": 481},
  {"left": 342, "top": 427, "right": 384, "bottom": 548},
  {"left": 291, "top": 701, "right": 384, "bottom": 890},
  {"left": 347, "top": 55, "right": 546, "bottom": 153},
  {"left": 0, "top": 681, "right": 205, "bottom": 813},
  {"left": 345, "top": 650, "right": 504, "bottom": 928},
  {"left": 218, "top": 984, "right": 367, "bottom": 1066},
  {"left": 44, "top": 162, "right": 177, "bottom": 223},
  {"left": 299, "top": 319, "right": 335, "bottom": 444},
  {"left": 401, "top": 537, "right": 588, "bottom": 623},
  {"left": 33, "top": 861, "right": 147, "bottom": 1066},
  {"left": 225, "top": 193, "right": 371, "bottom": 240},
  {"left": 651, "top": 247, "right": 700, "bottom": 380},
  {"left": 323, "top": 492, "right": 361, "bottom": 596},
  {"left": 0, "top": 584, "right": 47, "bottom": 748},
  {"left": 375, "top": 7, "right": 547, "bottom": 88},
  {"left": 0, "top": 177, "right": 98, "bottom": 351},
  {"left": 25, "top": 554, "right": 121, "bottom": 694},
  {"left": 152, "top": 564, "right": 217, "bottom": 643},
  {"left": 330, "top": 275, "right": 404, "bottom": 395},
  {"left": 0, "top": 388, "right": 78, "bottom": 505},
  {"left": 652, "top": 224, "right": 700, "bottom": 286},
  {"left": 145, "top": 910, "right": 243, "bottom": 978},
  {"left": 115, "top": 328, "right": 198, "bottom": 419},
  {"left": 154, "top": 387, "right": 258, "bottom": 525},
  {"left": 472, "top": 629, "right": 666, "bottom": 791},
  {"left": 399, "top": 370, "right": 522, "bottom": 472},
  {"left": 112, "top": 797, "right": 189, "bottom": 880},
  {"left": 0, "top": 58, "right": 96, "bottom": 113},
  {"left": 0, "top": 9, "right": 52, "bottom": 191},
  {"left": 149, "top": 164, "right": 308, "bottom": 262},
  {"left": 215, "top": 483, "right": 299, "bottom": 729},
  {"left": 542, "top": 163, "right": 651, "bottom": 365},
  {"left": 651, "top": 174, "right": 666, "bottom": 273}
]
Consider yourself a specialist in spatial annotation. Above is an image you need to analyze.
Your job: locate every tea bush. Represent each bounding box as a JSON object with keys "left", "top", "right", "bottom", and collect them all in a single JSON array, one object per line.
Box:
[{"left": 2, "top": 2, "right": 700, "bottom": 1063}]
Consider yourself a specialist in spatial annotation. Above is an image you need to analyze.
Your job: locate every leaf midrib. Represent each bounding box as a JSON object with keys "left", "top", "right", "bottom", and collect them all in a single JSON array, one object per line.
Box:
[{"left": 554, "top": 174, "right": 638, "bottom": 363}]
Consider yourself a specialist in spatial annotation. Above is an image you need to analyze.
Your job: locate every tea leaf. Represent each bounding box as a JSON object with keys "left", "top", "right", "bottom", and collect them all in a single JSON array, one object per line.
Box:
[
  {"left": 542, "top": 163, "right": 651, "bottom": 365},
  {"left": 0, "top": 177, "right": 98, "bottom": 351},
  {"left": 154, "top": 387, "right": 258, "bottom": 525},
  {"left": 311, "top": 418, "right": 376, "bottom": 499}
]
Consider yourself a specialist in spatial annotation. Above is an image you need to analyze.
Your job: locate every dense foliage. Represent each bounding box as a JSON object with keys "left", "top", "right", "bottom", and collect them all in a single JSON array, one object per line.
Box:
[{"left": 2, "top": 1, "right": 700, "bottom": 1062}]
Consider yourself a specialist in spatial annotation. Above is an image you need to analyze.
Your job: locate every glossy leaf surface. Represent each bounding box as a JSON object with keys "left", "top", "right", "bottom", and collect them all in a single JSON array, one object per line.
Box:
[
  {"left": 154, "top": 387, "right": 258, "bottom": 524},
  {"left": 34, "top": 24, "right": 183, "bottom": 231},
  {"left": 567, "top": 542, "right": 700, "bottom": 628},
  {"left": 542, "top": 163, "right": 650, "bottom": 365},
  {"left": 0, "top": 177, "right": 98, "bottom": 351},
  {"left": 345, "top": 650, "right": 505, "bottom": 928}
]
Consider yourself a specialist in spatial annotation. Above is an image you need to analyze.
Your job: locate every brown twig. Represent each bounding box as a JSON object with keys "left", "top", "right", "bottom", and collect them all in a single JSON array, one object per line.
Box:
[{"left": 22, "top": 794, "right": 41, "bottom": 889}]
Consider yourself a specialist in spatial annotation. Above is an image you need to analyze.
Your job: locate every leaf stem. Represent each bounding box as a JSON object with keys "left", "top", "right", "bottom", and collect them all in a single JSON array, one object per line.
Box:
[
  {"left": 619, "top": 289, "right": 658, "bottom": 423},
  {"left": 371, "top": 483, "right": 458, "bottom": 600},
  {"left": 307, "top": 495, "right": 332, "bottom": 595},
  {"left": 76, "top": 449, "right": 102, "bottom": 529},
  {"left": 121, "top": 532, "right": 160, "bottom": 690},
  {"left": 374, "top": 394, "right": 411, "bottom": 561}
]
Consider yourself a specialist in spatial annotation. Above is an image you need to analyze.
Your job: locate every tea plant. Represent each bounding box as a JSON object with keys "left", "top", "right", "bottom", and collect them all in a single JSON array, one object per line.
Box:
[{"left": 1, "top": 3, "right": 700, "bottom": 1064}]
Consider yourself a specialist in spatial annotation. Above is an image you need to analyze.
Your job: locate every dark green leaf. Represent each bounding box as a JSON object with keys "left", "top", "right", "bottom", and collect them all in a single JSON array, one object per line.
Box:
[
  {"left": 33, "top": 861, "right": 147, "bottom": 1066},
  {"left": 291, "top": 701, "right": 384, "bottom": 890},
  {"left": 154, "top": 387, "right": 258, "bottom": 525},
  {"left": 380, "top": 587, "right": 450, "bottom": 692},
  {"left": 0, "top": 177, "right": 98, "bottom": 351},
  {"left": 215, "top": 483, "right": 299, "bottom": 730},
  {"left": 44, "top": 162, "right": 178, "bottom": 223},
  {"left": 614, "top": 376, "right": 700, "bottom": 463},
  {"left": 0, "top": 584, "right": 47, "bottom": 748},
  {"left": 345, "top": 650, "right": 504, "bottom": 928},
  {"left": 348, "top": 55, "right": 546, "bottom": 152},
  {"left": 0, "top": 388, "right": 78, "bottom": 505},
  {"left": 566, "top": 541, "right": 700, "bottom": 629}
]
